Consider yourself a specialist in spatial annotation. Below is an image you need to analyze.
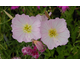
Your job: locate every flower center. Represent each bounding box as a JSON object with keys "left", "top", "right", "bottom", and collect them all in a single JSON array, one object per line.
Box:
[
  {"left": 48, "top": 29, "right": 58, "bottom": 38},
  {"left": 23, "top": 24, "right": 32, "bottom": 33}
]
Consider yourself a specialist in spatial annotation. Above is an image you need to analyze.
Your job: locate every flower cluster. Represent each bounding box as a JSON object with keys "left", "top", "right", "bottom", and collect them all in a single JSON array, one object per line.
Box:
[
  {"left": 22, "top": 46, "right": 39, "bottom": 59},
  {"left": 22, "top": 40, "right": 46, "bottom": 59},
  {"left": 11, "top": 12, "right": 70, "bottom": 58}
]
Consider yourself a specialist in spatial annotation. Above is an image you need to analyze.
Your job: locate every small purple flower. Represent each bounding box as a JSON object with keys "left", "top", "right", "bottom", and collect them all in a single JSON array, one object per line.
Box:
[
  {"left": 37, "top": 6, "right": 40, "bottom": 9},
  {"left": 58, "top": 6, "right": 69, "bottom": 12},
  {"left": 11, "top": 6, "right": 19, "bottom": 10}
]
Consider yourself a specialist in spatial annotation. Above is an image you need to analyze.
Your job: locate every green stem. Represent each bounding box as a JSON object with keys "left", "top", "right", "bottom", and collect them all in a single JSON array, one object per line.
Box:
[
  {"left": 0, "top": 44, "right": 6, "bottom": 50},
  {"left": 0, "top": 19, "right": 11, "bottom": 25}
]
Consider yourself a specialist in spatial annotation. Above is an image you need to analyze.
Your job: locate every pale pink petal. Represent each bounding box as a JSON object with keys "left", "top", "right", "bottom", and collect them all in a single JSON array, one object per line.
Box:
[
  {"left": 31, "top": 31, "right": 41, "bottom": 40},
  {"left": 48, "top": 19, "right": 57, "bottom": 28},
  {"left": 25, "top": 33, "right": 31, "bottom": 42},
  {"left": 48, "top": 38, "right": 56, "bottom": 49},
  {"left": 57, "top": 28, "right": 70, "bottom": 39},
  {"left": 36, "top": 14, "right": 42, "bottom": 22},
  {"left": 56, "top": 36, "right": 68, "bottom": 46},
  {"left": 32, "top": 19, "right": 41, "bottom": 28},
  {"left": 34, "top": 41, "right": 44, "bottom": 51},
  {"left": 41, "top": 35, "right": 54, "bottom": 49},
  {"left": 40, "top": 21, "right": 51, "bottom": 31},
  {"left": 17, "top": 32, "right": 25, "bottom": 42},
  {"left": 22, "top": 15, "right": 30, "bottom": 24},
  {"left": 41, "top": 15, "right": 48, "bottom": 21},
  {"left": 23, "top": 36, "right": 27, "bottom": 42},
  {"left": 28, "top": 16, "right": 36, "bottom": 25},
  {"left": 21, "top": 14, "right": 30, "bottom": 24},
  {"left": 12, "top": 17, "right": 22, "bottom": 27},
  {"left": 42, "top": 33, "right": 58, "bottom": 49},
  {"left": 12, "top": 14, "right": 30, "bottom": 27},
  {"left": 12, "top": 31, "right": 25, "bottom": 42},
  {"left": 12, "top": 29, "right": 23, "bottom": 37},
  {"left": 11, "top": 25, "right": 22, "bottom": 30},
  {"left": 54, "top": 18, "right": 67, "bottom": 33},
  {"left": 15, "top": 14, "right": 25, "bottom": 24},
  {"left": 36, "top": 14, "right": 48, "bottom": 22},
  {"left": 56, "top": 28, "right": 70, "bottom": 45},
  {"left": 15, "top": 14, "right": 28, "bottom": 24}
]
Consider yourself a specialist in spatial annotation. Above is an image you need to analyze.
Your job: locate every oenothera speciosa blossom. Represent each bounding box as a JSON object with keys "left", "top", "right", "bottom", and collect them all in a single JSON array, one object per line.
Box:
[
  {"left": 40, "top": 18, "right": 70, "bottom": 49},
  {"left": 11, "top": 14, "right": 42, "bottom": 42}
]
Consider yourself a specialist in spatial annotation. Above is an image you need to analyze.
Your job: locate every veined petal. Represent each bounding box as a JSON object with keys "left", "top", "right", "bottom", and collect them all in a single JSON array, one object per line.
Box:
[{"left": 54, "top": 18, "right": 67, "bottom": 32}]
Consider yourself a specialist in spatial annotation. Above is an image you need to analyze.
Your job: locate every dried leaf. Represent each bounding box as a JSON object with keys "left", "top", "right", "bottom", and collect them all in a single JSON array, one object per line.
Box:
[
  {"left": 45, "top": 11, "right": 50, "bottom": 19},
  {"left": 3, "top": 10, "right": 13, "bottom": 19}
]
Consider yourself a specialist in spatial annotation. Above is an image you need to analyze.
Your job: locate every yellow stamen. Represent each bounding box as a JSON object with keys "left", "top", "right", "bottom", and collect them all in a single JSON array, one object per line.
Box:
[
  {"left": 48, "top": 28, "right": 58, "bottom": 38},
  {"left": 23, "top": 24, "right": 32, "bottom": 33}
]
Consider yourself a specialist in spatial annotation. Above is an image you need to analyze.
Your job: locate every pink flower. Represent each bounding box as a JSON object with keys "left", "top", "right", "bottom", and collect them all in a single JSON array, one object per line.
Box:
[
  {"left": 40, "top": 18, "right": 70, "bottom": 49},
  {"left": 11, "top": 6, "right": 19, "bottom": 10},
  {"left": 22, "top": 46, "right": 39, "bottom": 59},
  {"left": 31, "top": 46, "right": 39, "bottom": 59},
  {"left": 22, "top": 46, "right": 32, "bottom": 55},
  {"left": 37, "top": 6, "right": 40, "bottom": 9},
  {"left": 58, "top": 6, "right": 69, "bottom": 12},
  {"left": 11, "top": 14, "right": 41, "bottom": 42},
  {"left": 32, "top": 39, "right": 46, "bottom": 53}
]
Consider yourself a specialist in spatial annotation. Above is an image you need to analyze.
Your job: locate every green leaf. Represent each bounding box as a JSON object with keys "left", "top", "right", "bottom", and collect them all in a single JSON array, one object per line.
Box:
[{"left": 0, "top": 33, "right": 3, "bottom": 41}]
